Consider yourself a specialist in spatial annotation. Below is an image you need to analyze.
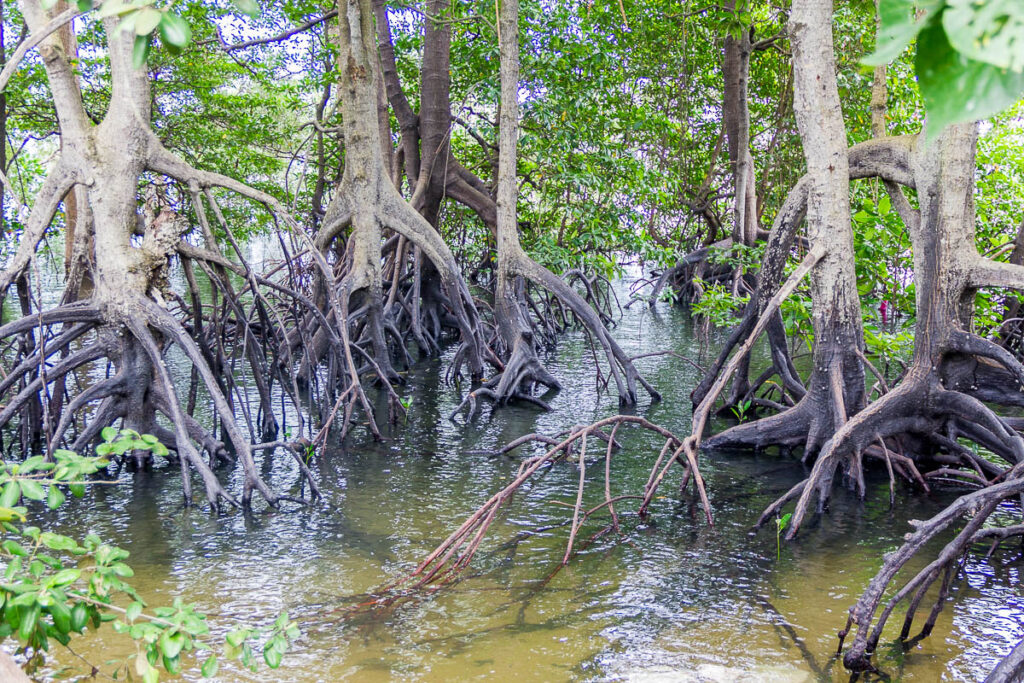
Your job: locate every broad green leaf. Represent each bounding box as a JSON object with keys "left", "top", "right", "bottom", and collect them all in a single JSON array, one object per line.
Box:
[
  {"left": 50, "top": 569, "right": 80, "bottom": 586},
  {"left": 114, "top": 11, "right": 137, "bottom": 35},
  {"left": 163, "top": 653, "right": 181, "bottom": 675},
  {"left": 863, "top": 0, "right": 940, "bottom": 66},
  {"left": 0, "top": 481, "right": 21, "bottom": 508},
  {"left": 0, "top": 506, "right": 24, "bottom": 523},
  {"left": 944, "top": 0, "right": 1024, "bottom": 72},
  {"left": 264, "top": 640, "right": 283, "bottom": 668},
  {"left": 19, "top": 480, "right": 45, "bottom": 501},
  {"left": 225, "top": 627, "right": 248, "bottom": 648},
  {"left": 878, "top": 194, "right": 891, "bottom": 216},
  {"left": 160, "top": 629, "right": 185, "bottom": 659},
  {"left": 18, "top": 603, "right": 40, "bottom": 641},
  {"left": 101, "top": 427, "right": 117, "bottom": 442},
  {"left": 132, "top": 34, "right": 151, "bottom": 69},
  {"left": 99, "top": 0, "right": 154, "bottom": 19},
  {"left": 916, "top": 21, "right": 1024, "bottom": 136},
  {"left": 126, "top": 601, "right": 143, "bottom": 622},
  {"left": 47, "top": 486, "right": 65, "bottom": 510},
  {"left": 49, "top": 596, "right": 71, "bottom": 633},
  {"left": 201, "top": 654, "right": 219, "bottom": 677},
  {"left": 39, "top": 532, "right": 78, "bottom": 552},
  {"left": 134, "top": 7, "right": 161, "bottom": 36},
  {"left": 70, "top": 602, "right": 88, "bottom": 632},
  {"left": 2, "top": 540, "right": 28, "bottom": 556},
  {"left": 233, "top": 0, "right": 260, "bottom": 18},
  {"left": 111, "top": 562, "right": 135, "bottom": 578},
  {"left": 19, "top": 456, "right": 46, "bottom": 474}
]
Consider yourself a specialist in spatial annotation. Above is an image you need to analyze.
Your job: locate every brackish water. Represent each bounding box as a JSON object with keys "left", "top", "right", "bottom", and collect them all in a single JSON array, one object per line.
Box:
[{"left": 19, "top": 276, "right": 1024, "bottom": 682}]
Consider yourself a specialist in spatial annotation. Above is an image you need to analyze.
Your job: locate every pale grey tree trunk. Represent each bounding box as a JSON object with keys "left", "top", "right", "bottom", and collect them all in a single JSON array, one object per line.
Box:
[{"left": 450, "top": 0, "right": 658, "bottom": 417}]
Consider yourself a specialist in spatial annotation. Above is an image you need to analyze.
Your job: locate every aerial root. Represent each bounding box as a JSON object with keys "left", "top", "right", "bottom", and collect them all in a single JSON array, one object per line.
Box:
[
  {"left": 449, "top": 334, "right": 560, "bottom": 421},
  {"left": 126, "top": 316, "right": 242, "bottom": 510},
  {"left": 840, "top": 463, "right": 1024, "bottom": 672}
]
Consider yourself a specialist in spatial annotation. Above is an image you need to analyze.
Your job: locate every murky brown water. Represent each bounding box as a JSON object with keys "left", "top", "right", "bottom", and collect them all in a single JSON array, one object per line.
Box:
[{"left": 10, "top": 273, "right": 1024, "bottom": 681}]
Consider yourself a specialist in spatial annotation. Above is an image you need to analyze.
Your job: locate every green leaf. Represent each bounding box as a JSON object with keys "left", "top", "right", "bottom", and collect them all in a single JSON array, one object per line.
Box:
[
  {"left": 47, "top": 486, "right": 65, "bottom": 510},
  {"left": 19, "top": 480, "right": 45, "bottom": 501},
  {"left": 5, "top": 556, "right": 21, "bottom": 580},
  {"left": 916, "top": 21, "right": 1024, "bottom": 136},
  {"left": 18, "top": 603, "right": 40, "bottom": 641},
  {"left": 111, "top": 562, "right": 135, "bottom": 578},
  {"left": 160, "top": 630, "right": 185, "bottom": 659},
  {"left": 39, "top": 532, "right": 78, "bottom": 552},
  {"left": 863, "top": 0, "right": 934, "bottom": 66},
  {"left": 101, "top": 427, "right": 117, "bottom": 442},
  {"left": 19, "top": 456, "right": 47, "bottom": 474},
  {"left": 1, "top": 481, "right": 21, "bottom": 508},
  {"left": 225, "top": 627, "right": 249, "bottom": 648},
  {"left": 233, "top": 0, "right": 260, "bottom": 18},
  {"left": 115, "top": 11, "right": 137, "bottom": 36},
  {"left": 201, "top": 654, "right": 219, "bottom": 678},
  {"left": 98, "top": 0, "right": 154, "bottom": 19},
  {"left": 132, "top": 34, "right": 151, "bottom": 69},
  {"left": 162, "top": 653, "right": 181, "bottom": 675},
  {"left": 126, "top": 601, "right": 143, "bottom": 622},
  {"left": 50, "top": 569, "right": 80, "bottom": 587},
  {"left": 263, "top": 640, "right": 283, "bottom": 668},
  {"left": 2, "top": 540, "right": 28, "bottom": 556},
  {"left": 49, "top": 596, "right": 71, "bottom": 633},
  {"left": 944, "top": 0, "right": 1024, "bottom": 72},
  {"left": 133, "top": 7, "right": 161, "bottom": 36},
  {"left": 71, "top": 602, "right": 88, "bottom": 632},
  {"left": 878, "top": 194, "right": 891, "bottom": 216},
  {"left": 0, "top": 506, "right": 25, "bottom": 523}
]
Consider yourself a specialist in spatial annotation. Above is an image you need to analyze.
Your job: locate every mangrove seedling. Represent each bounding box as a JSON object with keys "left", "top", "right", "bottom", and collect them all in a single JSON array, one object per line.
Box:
[{"left": 776, "top": 512, "right": 792, "bottom": 560}]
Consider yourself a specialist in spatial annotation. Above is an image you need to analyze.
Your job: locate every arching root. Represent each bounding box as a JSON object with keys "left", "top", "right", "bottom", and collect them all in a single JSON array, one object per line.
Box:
[
  {"left": 372, "top": 415, "right": 709, "bottom": 596},
  {"left": 839, "top": 463, "right": 1024, "bottom": 672}
]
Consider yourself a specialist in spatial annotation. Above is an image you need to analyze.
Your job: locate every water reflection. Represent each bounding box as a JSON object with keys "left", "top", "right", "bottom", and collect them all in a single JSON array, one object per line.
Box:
[{"left": 19, "top": 272, "right": 1024, "bottom": 681}]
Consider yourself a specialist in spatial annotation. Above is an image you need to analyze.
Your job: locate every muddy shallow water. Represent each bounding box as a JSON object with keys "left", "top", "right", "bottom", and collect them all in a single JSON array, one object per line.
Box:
[{"left": 14, "top": 274, "right": 1024, "bottom": 682}]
